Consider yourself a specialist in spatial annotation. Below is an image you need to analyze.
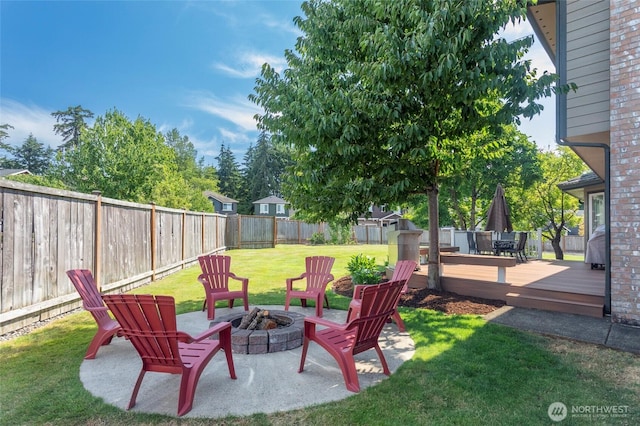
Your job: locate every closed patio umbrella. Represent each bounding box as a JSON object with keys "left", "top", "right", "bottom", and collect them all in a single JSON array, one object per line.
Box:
[{"left": 485, "top": 184, "right": 513, "bottom": 233}]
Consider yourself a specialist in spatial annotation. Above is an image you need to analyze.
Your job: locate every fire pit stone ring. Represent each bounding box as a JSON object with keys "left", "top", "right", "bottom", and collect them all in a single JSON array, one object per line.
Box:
[{"left": 210, "top": 309, "right": 305, "bottom": 354}]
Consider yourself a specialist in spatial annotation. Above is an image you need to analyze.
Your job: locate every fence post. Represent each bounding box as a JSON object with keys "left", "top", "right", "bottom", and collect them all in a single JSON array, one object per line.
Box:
[
  {"left": 238, "top": 215, "right": 242, "bottom": 249},
  {"left": 181, "top": 210, "right": 186, "bottom": 266},
  {"left": 150, "top": 203, "right": 156, "bottom": 281},
  {"left": 273, "top": 215, "right": 277, "bottom": 247},
  {"left": 92, "top": 191, "right": 102, "bottom": 290},
  {"left": 201, "top": 213, "right": 205, "bottom": 254}
]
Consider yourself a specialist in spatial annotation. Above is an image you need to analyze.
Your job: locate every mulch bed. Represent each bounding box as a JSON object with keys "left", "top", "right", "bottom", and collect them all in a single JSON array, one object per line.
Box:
[{"left": 332, "top": 276, "right": 505, "bottom": 316}]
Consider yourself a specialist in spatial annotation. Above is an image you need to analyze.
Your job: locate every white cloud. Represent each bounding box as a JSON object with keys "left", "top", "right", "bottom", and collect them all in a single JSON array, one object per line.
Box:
[
  {"left": 0, "top": 98, "right": 60, "bottom": 148},
  {"left": 501, "top": 19, "right": 532, "bottom": 40},
  {"left": 213, "top": 51, "right": 288, "bottom": 78},
  {"left": 219, "top": 127, "right": 251, "bottom": 144},
  {"left": 185, "top": 91, "right": 261, "bottom": 131},
  {"left": 188, "top": 134, "right": 219, "bottom": 162},
  {"left": 261, "top": 14, "right": 303, "bottom": 38},
  {"left": 158, "top": 118, "right": 195, "bottom": 135}
]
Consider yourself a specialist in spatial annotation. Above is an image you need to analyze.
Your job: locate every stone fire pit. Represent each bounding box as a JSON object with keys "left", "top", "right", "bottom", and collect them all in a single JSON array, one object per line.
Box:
[{"left": 211, "top": 308, "right": 304, "bottom": 354}]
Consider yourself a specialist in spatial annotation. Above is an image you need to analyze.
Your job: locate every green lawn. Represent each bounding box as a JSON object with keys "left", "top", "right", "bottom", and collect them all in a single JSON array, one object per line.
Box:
[
  {"left": 1, "top": 244, "right": 638, "bottom": 425},
  {"left": 541, "top": 251, "right": 585, "bottom": 262}
]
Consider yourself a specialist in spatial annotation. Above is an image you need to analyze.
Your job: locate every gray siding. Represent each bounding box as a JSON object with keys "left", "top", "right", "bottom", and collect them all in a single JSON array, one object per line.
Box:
[{"left": 566, "top": 0, "right": 610, "bottom": 139}]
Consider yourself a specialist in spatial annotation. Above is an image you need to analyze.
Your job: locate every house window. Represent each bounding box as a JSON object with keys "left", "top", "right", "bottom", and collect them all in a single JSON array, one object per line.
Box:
[
  {"left": 260, "top": 204, "right": 269, "bottom": 214},
  {"left": 589, "top": 192, "right": 605, "bottom": 235},
  {"left": 276, "top": 204, "right": 285, "bottom": 214},
  {"left": 222, "top": 203, "right": 232, "bottom": 211}
]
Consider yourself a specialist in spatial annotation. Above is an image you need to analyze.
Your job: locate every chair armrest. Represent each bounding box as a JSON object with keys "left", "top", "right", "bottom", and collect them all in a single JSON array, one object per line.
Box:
[
  {"left": 191, "top": 321, "right": 232, "bottom": 342},
  {"left": 304, "top": 315, "right": 347, "bottom": 331},
  {"left": 351, "top": 285, "right": 368, "bottom": 300},
  {"left": 228, "top": 273, "right": 249, "bottom": 291},
  {"left": 286, "top": 274, "right": 306, "bottom": 291},
  {"left": 85, "top": 304, "right": 109, "bottom": 314}
]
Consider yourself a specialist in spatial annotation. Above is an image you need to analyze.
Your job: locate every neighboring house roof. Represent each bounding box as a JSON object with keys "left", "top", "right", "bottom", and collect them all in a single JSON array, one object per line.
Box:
[
  {"left": 203, "top": 191, "right": 238, "bottom": 204},
  {"left": 558, "top": 171, "right": 604, "bottom": 201},
  {"left": 0, "top": 168, "right": 31, "bottom": 177},
  {"left": 253, "top": 195, "right": 287, "bottom": 204},
  {"left": 558, "top": 171, "right": 604, "bottom": 190}
]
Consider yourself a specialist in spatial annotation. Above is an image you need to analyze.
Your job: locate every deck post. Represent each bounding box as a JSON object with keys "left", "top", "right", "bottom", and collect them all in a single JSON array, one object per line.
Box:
[{"left": 497, "top": 267, "right": 506, "bottom": 283}]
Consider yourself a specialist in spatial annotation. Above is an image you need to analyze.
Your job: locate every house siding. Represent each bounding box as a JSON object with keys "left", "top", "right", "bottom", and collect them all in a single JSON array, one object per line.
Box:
[
  {"left": 566, "top": 0, "right": 610, "bottom": 139},
  {"left": 609, "top": 0, "right": 640, "bottom": 325}
]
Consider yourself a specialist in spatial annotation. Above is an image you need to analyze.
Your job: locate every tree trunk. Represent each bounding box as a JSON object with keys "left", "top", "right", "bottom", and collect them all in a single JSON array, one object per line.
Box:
[
  {"left": 551, "top": 229, "right": 564, "bottom": 260},
  {"left": 449, "top": 187, "right": 466, "bottom": 230},
  {"left": 427, "top": 186, "right": 441, "bottom": 290},
  {"left": 470, "top": 186, "right": 478, "bottom": 230}
]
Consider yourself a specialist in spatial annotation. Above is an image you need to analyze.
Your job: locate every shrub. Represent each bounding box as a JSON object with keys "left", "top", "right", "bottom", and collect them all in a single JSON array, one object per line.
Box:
[
  {"left": 309, "top": 232, "right": 326, "bottom": 245},
  {"left": 347, "top": 253, "right": 382, "bottom": 285},
  {"left": 327, "top": 221, "right": 356, "bottom": 245}
]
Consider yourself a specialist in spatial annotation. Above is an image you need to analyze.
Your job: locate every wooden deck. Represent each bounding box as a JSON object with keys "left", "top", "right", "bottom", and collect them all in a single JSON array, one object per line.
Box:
[{"left": 407, "top": 259, "right": 605, "bottom": 317}]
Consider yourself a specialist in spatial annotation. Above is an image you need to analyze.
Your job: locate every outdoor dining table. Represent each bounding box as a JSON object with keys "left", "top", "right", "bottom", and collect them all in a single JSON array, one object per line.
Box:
[{"left": 493, "top": 240, "right": 515, "bottom": 256}]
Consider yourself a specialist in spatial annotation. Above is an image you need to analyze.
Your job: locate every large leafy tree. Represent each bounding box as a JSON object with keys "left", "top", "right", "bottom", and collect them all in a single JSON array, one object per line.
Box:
[
  {"left": 56, "top": 109, "right": 185, "bottom": 206},
  {"left": 164, "top": 128, "right": 218, "bottom": 211},
  {"left": 441, "top": 125, "right": 542, "bottom": 231},
  {"left": 51, "top": 105, "right": 94, "bottom": 150},
  {"left": 251, "top": 0, "right": 560, "bottom": 289},
  {"left": 522, "top": 147, "right": 587, "bottom": 260}
]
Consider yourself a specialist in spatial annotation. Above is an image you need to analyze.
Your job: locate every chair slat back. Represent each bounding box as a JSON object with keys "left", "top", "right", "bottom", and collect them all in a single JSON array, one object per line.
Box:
[
  {"left": 390, "top": 260, "right": 417, "bottom": 292},
  {"left": 66, "top": 269, "right": 113, "bottom": 326},
  {"left": 476, "top": 231, "right": 493, "bottom": 254},
  {"left": 103, "top": 294, "right": 183, "bottom": 369},
  {"left": 501, "top": 232, "right": 516, "bottom": 241},
  {"left": 349, "top": 280, "right": 404, "bottom": 352},
  {"left": 198, "top": 255, "right": 232, "bottom": 292},
  {"left": 305, "top": 256, "right": 335, "bottom": 290}
]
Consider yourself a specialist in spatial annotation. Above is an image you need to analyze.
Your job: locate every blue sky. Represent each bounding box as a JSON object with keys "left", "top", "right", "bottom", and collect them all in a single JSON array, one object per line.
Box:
[{"left": 1, "top": 1, "right": 555, "bottom": 166}]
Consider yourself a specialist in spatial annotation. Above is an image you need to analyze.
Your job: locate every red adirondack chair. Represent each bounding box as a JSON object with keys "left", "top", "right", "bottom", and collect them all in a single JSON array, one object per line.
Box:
[
  {"left": 346, "top": 259, "right": 417, "bottom": 332},
  {"left": 298, "top": 279, "right": 404, "bottom": 392},
  {"left": 66, "top": 269, "right": 122, "bottom": 359},
  {"left": 102, "top": 293, "right": 237, "bottom": 417},
  {"left": 284, "top": 256, "right": 335, "bottom": 317},
  {"left": 198, "top": 254, "right": 249, "bottom": 320}
]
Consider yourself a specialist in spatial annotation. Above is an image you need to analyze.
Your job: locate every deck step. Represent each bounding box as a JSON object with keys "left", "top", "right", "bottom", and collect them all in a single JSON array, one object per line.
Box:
[{"left": 506, "top": 292, "right": 603, "bottom": 318}]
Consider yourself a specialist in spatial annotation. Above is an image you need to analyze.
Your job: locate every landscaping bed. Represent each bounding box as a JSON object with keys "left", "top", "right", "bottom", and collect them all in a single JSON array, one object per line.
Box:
[{"left": 332, "top": 276, "right": 506, "bottom": 316}]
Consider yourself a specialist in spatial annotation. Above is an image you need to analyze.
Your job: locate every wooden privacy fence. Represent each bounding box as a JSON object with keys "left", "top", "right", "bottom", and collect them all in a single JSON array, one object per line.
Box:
[
  {"left": 0, "top": 180, "right": 226, "bottom": 334},
  {"left": 224, "top": 216, "right": 394, "bottom": 248}
]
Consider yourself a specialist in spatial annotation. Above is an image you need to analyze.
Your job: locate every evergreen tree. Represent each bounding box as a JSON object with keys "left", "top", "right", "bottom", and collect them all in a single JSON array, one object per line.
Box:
[
  {"left": 0, "top": 133, "right": 53, "bottom": 174},
  {"left": 51, "top": 105, "right": 94, "bottom": 150},
  {"left": 215, "top": 143, "right": 243, "bottom": 200}
]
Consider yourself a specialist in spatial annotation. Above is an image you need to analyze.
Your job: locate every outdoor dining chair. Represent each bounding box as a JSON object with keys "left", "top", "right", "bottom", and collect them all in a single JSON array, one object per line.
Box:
[
  {"left": 503, "top": 232, "right": 528, "bottom": 262},
  {"left": 475, "top": 231, "right": 495, "bottom": 255}
]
